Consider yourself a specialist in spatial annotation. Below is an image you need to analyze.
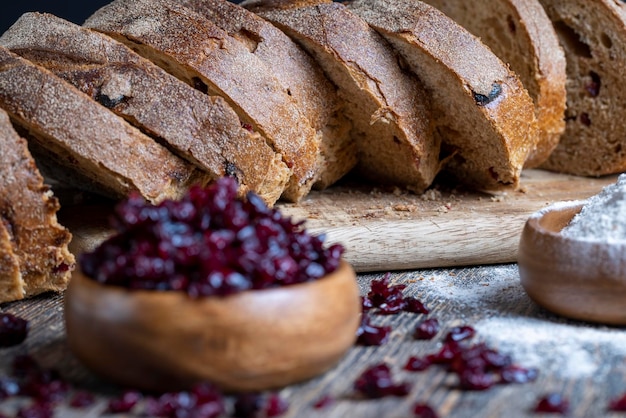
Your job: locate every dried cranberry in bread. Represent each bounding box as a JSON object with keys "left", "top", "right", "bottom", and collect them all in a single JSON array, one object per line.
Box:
[
  {"left": 84, "top": 0, "right": 320, "bottom": 202},
  {"left": 0, "top": 13, "right": 289, "bottom": 205},
  {"left": 348, "top": 0, "right": 539, "bottom": 192},
  {"left": 0, "top": 46, "right": 207, "bottom": 204},
  {"left": 174, "top": 0, "right": 356, "bottom": 190},
  {"left": 245, "top": 0, "right": 442, "bottom": 193},
  {"left": 0, "top": 108, "right": 74, "bottom": 301},
  {"left": 421, "top": 0, "right": 566, "bottom": 168},
  {"left": 538, "top": 0, "right": 626, "bottom": 176}
]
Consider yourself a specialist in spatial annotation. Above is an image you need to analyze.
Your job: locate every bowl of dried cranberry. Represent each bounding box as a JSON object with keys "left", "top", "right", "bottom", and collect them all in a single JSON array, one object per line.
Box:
[{"left": 64, "top": 178, "right": 361, "bottom": 393}]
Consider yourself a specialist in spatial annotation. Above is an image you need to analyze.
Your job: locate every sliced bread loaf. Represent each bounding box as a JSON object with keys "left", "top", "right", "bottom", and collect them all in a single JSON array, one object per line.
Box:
[
  {"left": 537, "top": 0, "right": 626, "bottom": 176},
  {"left": 348, "top": 0, "right": 539, "bottom": 192},
  {"left": 421, "top": 0, "right": 566, "bottom": 168},
  {"left": 245, "top": 0, "right": 443, "bottom": 193},
  {"left": 174, "top": 0, "right": 356, "bottom": 190},
  {"left": 0, "top": 12, "right": 289, "bottom": 205},
  {"left": 0, "top": 107, "right": 74, "bottom": 301},
  {"left": 84, "top": 0, "right": 320, "bottom": 202},
  {"left": 0, "top": 46, "right": 207, "bottom": 204}
]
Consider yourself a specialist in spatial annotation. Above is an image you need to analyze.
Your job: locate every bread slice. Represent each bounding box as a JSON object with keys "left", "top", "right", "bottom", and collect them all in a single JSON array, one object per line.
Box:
[
  {"left": 0, "top": 107, "right": 74, "bottom": 301},
  {"left": 347, "top": 0, "right": 539, "bottom": 192},
  {"left": 0, "top": 12, "right": 289, "bottom": 205},
  {"left": 174, "top": 0, "right": 356, "bottom": 190},
  {"left": 84, "top": 0, "right": 320, "bottom": 202},
  {"left": 420, "top": 0, "right": 566, "bottom": 168},
  {"left": 537, "top": 0, "right": 626, "bottom": 176},
  {"left": 244, "top": 0, "right": 442, "bottom": 193},
  {"left": 0, "top": 46, "right": 207, "bottom": 204}
]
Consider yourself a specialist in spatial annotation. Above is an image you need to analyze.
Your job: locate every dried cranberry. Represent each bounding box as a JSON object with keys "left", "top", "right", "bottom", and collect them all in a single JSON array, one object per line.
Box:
[
  {"left": 414, "top": 318, "right": 440, "bottom": 340},
  {"left": 0, "top": 312, "right": 29, "bottom": 347},
  {"left": 427, "top": 341, "right": 461, "bottom": 365},
  {"left": 403, "top": 297, "right": 429, "bottom": 314},
  {"left": 264, "top": 393, "right": 289, "bottom": 417},
  {"left": 534, "top": 393, "right": 569, "bottom": 414},
  {"left": 404, "top": 356, "right": 432, "bottom": 372},
  {"left": 313, "top": 394, "right": 335, "bottom": 409},
  {"left": 367, "top": 273, "right": 407, "bottom": 314},
  {"left": 356, "top": 314, "right": 391, "bottom": 346},
  {"left": 80, "top": 178, "right": 344, "bottom": 296},
  {"left": 609, "top": 393, "right": 626, "bottom": 411},
  {"left": 354, "top": 364, "right": 411, "bottom": 399},
  {"left": 413, "top": 403, "right": 439, "bottom": 418},
  {"left": 107, "top": 390, "right": 142, "bottom": 413},
  {"left": 458, "top": 369, "right": 496, "bottom": 391}
]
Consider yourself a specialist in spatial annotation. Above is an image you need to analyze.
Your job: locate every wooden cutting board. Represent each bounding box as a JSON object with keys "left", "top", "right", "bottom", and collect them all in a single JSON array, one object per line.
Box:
[{"left": 60, "top": 169, "right": 617, "bottom": 273}]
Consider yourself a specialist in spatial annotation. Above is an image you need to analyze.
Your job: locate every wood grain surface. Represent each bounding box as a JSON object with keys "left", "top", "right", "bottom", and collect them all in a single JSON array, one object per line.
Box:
[
  {"left": 61, "top": 169, "right": 618, "bottom": 273},
  {"left": 1, "top": 265, "right": 624, "bottom": 418}
]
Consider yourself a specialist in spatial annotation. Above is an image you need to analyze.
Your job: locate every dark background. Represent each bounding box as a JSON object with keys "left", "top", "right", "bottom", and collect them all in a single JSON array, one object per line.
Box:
[{"left": 1, "top": 1, "right": 117, "bottom": 34}]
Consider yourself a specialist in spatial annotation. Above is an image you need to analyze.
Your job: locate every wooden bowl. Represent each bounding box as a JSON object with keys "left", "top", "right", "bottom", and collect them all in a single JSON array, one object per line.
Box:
[
  {"left": 64, "top": 260, "right": 361, "bottom": 392},
  {"left": 518, "top": 201, "right": 626, "bottom": 325}
]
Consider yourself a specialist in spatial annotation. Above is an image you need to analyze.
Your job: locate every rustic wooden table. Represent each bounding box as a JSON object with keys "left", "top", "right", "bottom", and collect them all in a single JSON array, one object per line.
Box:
[{"left": 1, "top": 262, "right": 624, "bottom": 418}]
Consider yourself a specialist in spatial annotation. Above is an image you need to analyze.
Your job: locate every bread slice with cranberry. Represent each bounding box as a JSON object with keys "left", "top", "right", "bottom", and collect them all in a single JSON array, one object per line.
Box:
[
  {"left": 0, "top": 46, "right": 207, "bottom": 204},
  {"left": 174, "top": 0, "right": 356, "bottom": 190},
  {"left": 0, "top": 12, "right": 289, "bottom": 205},
  {"left": 0, "top": 107, "right": 74, "bottom": 301},
  {"left": 420, "top": 0, "right": 566, "bottom": 168},
  {"left": 537, "top": 0, "right": 626, "bottom": 176},
  {"left": 244, "top": 0, "right": 443, "bottom": 193},
  {"left": 347, "top": 0, "right": 539, "bottom": 192},
  {"left": 84, "top": 0, "right": 320, "bottom": 202}
]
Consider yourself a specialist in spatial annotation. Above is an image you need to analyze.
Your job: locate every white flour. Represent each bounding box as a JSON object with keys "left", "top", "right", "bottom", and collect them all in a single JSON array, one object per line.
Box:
[{"left": 562, "top": 174, "right": 626, "bottom": 242}]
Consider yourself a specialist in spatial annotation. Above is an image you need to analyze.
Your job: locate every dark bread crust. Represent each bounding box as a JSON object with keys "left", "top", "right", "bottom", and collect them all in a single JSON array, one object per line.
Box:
[
  {"left": 348, "top": 0, "right": 538, "bottom": 192},
  {"left": 538, "top": 0, "right": 626, "bottom": 176},
  {"left": 84, "top": 0, "right": 320, "bottom": 202},
  {"left": 421, "top": 0, "right": 566, "bottom": 168},
  {"left": 173, "top": 0, "right": 356, "bottom": 190},
  {"left": 0, "top": 108, "right": 74, "bottom": 300},
  {"left": 246, "top": 0, "right": 443, "bottom": 193},
  {"left": 0, "top": 46, "right": 207, "bottom": 204},
  {"left": 0, "top": 12, "right": 289, "bottom": 205}
]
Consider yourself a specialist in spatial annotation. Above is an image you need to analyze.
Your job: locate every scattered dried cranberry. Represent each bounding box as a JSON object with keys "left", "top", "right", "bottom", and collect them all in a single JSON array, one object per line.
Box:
[
  {"left": 313, "top": 394, "right": 335, "bottom": 409},
  {"left": 356, "top": 314, "right": 391, "bottom": 346},
  {"left": 354, "top": 363, "right": 411, "bottom": 399},
  {"left": 0, "top": 312, "right": 29, "bottom": 347},
  {"left": 404, "top": 356, "right": 432, "bottom": 372},
  {"left": 367, "top": 273, "right": 407, "bottom": 314},
  {"left": 500, "top": 365, "right": 538, "bottom": 384},
  {"left": 414, "top": 318, "right": 440, "bottom": 340},
  {"left": 265, "top": 393, "right": 289, "bottom": 417},
  {"left": 107, "top": 390, "right": 142, "bottom": 414},
  {"left": 609, "top": 393, "right": 626, "bottom": 411},
  {"left": 404, "top": 297, "right": 429, "bottom": 314},
  {"left": 534, "top": 393, "right": 569, "bottom": 414},
  {"left": 413, "top": 403, "right": 439, "bottom": 418},
  {"left": 80, "top": 178, "right": 344, "bottom": 297}
]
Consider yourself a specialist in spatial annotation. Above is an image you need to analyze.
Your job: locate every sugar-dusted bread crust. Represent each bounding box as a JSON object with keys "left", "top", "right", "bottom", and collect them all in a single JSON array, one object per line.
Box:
[
  {"left": 348, "top": 0, "right": 539, "bottom": 192},
  {"left": 245, "top": 0, "right": 443, "bottom": 193},
  {"left": 84, "top": 0, "right": 320, "bottom": 202},
  {"left": 0, "top": 108, "right": 75, "bottom": 300},
  {"left": 421, "top": 0, "right": 566, "bottom": 168},
  {"left": 0, "top": 46, "right": 207, "bottom": 204},
  {"left": 0, "top": 13, "right": 289, "bottom": 205},
  {"left": 175, "top": 0, "right": 356, "bottom": 190},
  {"left": 538, "top": 0, "right": 626, "bottom": 176}
]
